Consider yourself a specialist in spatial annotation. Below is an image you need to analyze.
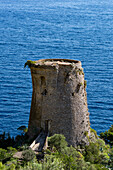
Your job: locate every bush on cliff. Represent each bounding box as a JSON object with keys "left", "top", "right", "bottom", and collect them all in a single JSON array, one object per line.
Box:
[
  {"left": 83, "top": 141, "right": 110, "bottom": 165},
  {"left": 47, "top": 134, "right": 109, "bottom": 169},
  {"left": 48, "top": 134, "right": 68, "bottom": 152},
  {"left": 0, "top": 126, "right": 113, "bottom": 169},
  {"left": 100, "top": 124, "right": 113, "bottom": 146}
]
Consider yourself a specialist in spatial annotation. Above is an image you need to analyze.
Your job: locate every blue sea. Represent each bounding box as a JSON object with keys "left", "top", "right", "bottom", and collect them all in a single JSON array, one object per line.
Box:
[{"left": 0, "top": 0, "right": 113, "bottom": 136}]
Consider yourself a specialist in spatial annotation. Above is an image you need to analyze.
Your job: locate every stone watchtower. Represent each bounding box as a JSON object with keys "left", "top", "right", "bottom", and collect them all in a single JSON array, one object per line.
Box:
[{"left": 27, "top": 59, "right": 90, "bottom": 147}]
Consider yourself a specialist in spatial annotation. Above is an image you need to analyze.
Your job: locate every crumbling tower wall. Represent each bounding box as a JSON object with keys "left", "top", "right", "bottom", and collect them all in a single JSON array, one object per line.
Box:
[{"left": 28, "top": 59, "right": 90, "bottom": 147}]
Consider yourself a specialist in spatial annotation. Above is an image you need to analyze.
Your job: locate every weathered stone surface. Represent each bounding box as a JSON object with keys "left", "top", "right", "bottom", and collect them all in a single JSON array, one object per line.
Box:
[{"left": 28, "top": 59, "right": 90, "bottom": 147}]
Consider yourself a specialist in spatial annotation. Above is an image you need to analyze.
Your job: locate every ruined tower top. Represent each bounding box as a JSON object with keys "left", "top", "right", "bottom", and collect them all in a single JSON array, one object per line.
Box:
[
  {"left": 26, "top": 58, "right": 81, "bottom": 68},
  {"left": 27, "top": 58, "right": 90, "bottom": 147}
]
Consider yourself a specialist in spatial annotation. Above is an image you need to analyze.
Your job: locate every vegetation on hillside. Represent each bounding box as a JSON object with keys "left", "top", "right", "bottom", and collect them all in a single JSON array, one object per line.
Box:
[
  {"left": 0, "top": 125, "right": 113, "bottom": 169},
  {"left": 100, "top": 125, "right": 113, "bottom": 146}
]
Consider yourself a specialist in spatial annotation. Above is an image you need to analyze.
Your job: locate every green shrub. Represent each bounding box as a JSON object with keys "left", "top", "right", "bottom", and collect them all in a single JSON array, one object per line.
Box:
[
  {"left": 7, "top": 147, "right": 17, "bottom": 155},
  {"left": 83, "top": 140, "right": 110, "bottom": 166},
  {"left": 109, "top": 147, "right": 113, "bottom": 169},
  {"left": 90, "top": 128, "right": 98, "bottom": 138},
  {"left": 21, "top": 160, "right": 43, "bottom": 170},
  {"left": 24, "top": 60, "right": 36, "bottom": 68},
  {"left": 0, "top": 148, "right": 10, "bottom": 162},
  {"left": 0, "top": 162, "right": 6, "bottom": 169},
  {"left": 84, "top": 142, "right": 100, "bottom": 164},
  {"left": 59, "top": 146, "right": 85, "bottom": 170},
  {"left": 18, "top": 144, "right": 29, "bottom": 151},
  {"left": 5, "top": 162, "right": 16, "bottom": 170},
  {"left": 99, "top": 152, "right": 109, "bottom": 164},
  {"left": 0, "top": 129, "right": 112, "bottom": 170},
  {"left": 9, "top": 163, "right": 15, "bottom": 170},
  {"left": 48, "top": 134, "right": 68, "bottom": 152},
  {"left": 97, "top": 139, "right": 110, "bottom": 153},
  {"left": 22, "top": 149, "right": 35, "bottom": 162},
  {"left": 43, "top": 154, "right": 64, "bottom": 170},
  {"left": 94, "top": 164, "right": 108, "bottom": 170},
  {"left": 100, "top": 125, "right": 113, "bottom": 146}
]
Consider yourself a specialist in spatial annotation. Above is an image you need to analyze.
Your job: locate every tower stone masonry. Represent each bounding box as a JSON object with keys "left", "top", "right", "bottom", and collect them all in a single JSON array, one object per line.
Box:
[{"left": 28, "top": 59, "right": 90, "bottom": 147}]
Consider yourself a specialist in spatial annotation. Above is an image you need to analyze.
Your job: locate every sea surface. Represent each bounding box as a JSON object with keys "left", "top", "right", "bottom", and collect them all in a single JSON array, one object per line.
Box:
[{"left": 0, "top": 0, "right": 113, "bottom": 136}]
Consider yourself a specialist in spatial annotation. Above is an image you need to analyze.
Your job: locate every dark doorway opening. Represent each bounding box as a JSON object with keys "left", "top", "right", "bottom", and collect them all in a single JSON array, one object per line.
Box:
[{"left": 45, "top": 120, "right": 51, "bottom": 134}]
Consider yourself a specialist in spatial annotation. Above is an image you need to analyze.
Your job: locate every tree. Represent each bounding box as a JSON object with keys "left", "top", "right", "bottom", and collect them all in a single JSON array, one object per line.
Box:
[{"left": 100, "top": 125, "right": 113, "bottom": 146}]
